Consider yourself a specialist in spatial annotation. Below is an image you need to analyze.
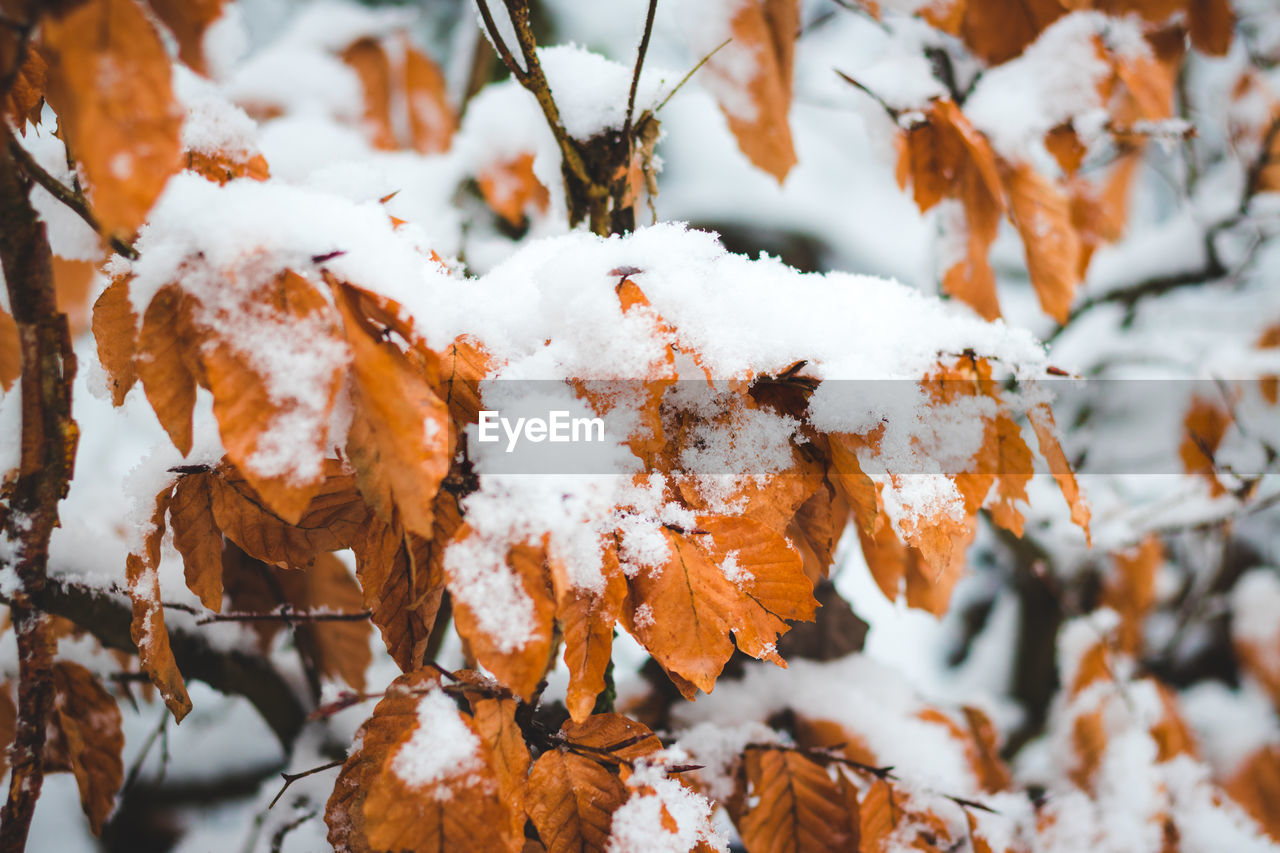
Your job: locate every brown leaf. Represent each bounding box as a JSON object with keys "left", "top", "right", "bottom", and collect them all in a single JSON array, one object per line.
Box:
[
  {"left": 126, "top": 486, "right": 192, "bottom": 720},
  {"left": 0, "top": 305, "right": 18, "bottom": 392},
  {"left": 1102, "top": 535, "right": 1162, "bottom": 654},
  {"left": 136, "top": 284, "right": 203, "bottom": 456},
  {"left": 208, "top": 461, "right": 359, "bottom": 569},
  {"left": 1258, "top": 323, "right": 1280, "bottom": 405},
  {"left": 3, "top": 46, "right": 46, "bottom": 131},
  {"left": 1002, "top": 162, "right": 1081, "bottom": 323},
  {"left": 961, "top": 706, "right": 1013, "bottom": 793},
  {"left": 185, "top": 148, "right": 270, "bottom": 185},
  {"left": 1029, "top": 403, "right": 1091, "bottom": 542},
  {"left": 440, "top": 338, "right": 490, "bottom": 425},
  {"left": 287, "top": 552, "right": 374, "bottom": 691},
  {"left": 527, "top": 749, "right": 627, "bottom": 853},
  {"left": 403, "top": 38, "right": 456, "bottom": 154},
  {"left": 337, "top": 283, "right": 450, "bottom": 540},
  {"left": 40, "top": 0, "right": 183, "bottom": 238},
  {"left": 1224, "top": 746, "right": 1280, "bottom": 842},
  {"left": 202, "top": 270, "right": 345, "bottom": 524},
  {"left": 326, "top": 669, "right": 440, "bottom": 853},
  {"left": 90, "top": 275, "right": 138, "bottom": 405},
  {"left": 362, "top": 686, "right": 516, "bottom": 852},
  {"left": 560, "top": 713, "right": 663, "bottom": 765},
  {"left": 622, "top": 528, "right": 738, "bottom": 694},
  {"left": 147, "top": 0, "right": 228, "bottom": 74},
  {"left": 469, "top": 697, "right": 532, "bottom": 844},
  {"left": 961, "top": 0, "right": 1068, "bottom": 65},
  {"left": 551, "top": 546, "right": 628, "bottom": 723},
  {"left": 1188, "top": 0, "right": 1233, "bottom": 56},
  {"left": 858, "top": 777, "right": 901, "bottom": 852},
  {"left": 449, "top": 538, "right": 556, "bottom": 700},
  {"left": 737, "top": 748, "right": 860, "bottom": 852},
  {"left": 479, "top": 153, "right": 550, "bottom": 226},
  {"left": 169, "top": 472, "right": 224, "bottom": 611},
  {"left": 49, "top": 662, "right": 124, "bottom": 835},
  {"left": 352, "top": 494, "right": 456, "bottom": 672},
  {"left": 1179, "top": 395, "right": 1231, "bottom": 497},
  {"left": 342, "top": 38, "right": 397, "bottom": 151},
  {"left": 707, "top": 0, "right": 799, "bottom": 182}
]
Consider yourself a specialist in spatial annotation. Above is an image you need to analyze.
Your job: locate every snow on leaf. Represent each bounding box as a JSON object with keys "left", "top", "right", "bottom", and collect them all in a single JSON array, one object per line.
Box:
[
  {"left": 1002, "top": 162, "right": 1081, "bottom": 324},
  {"left": 552, "top": 544, "right": 628, "bottom": 722},
  {"left": 39, "top": 0, "right": 183, "bottom": 239}
]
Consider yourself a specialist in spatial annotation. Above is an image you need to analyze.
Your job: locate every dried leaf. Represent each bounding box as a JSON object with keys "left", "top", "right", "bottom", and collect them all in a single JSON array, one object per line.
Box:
[
  {"left": 147, "top": 0, "right": 228, "bottom": 74},
  {"left": 961, "top": 0, "right": 1067, "bottom": 65},
  {"left": 203, "top": 270, "right": 345, "bottom": 524},
  {"left": 169, "top": 472, "right": 224, "bottom": 611},
  {"left": 449, "top": 539, "right": 556, "bottom": 699},
  {"left": 560, "top": 713, "right": 663, "bottom": 765},
  {"left": 136, "top": 285, "right": 202, "bottom": 455},
  {"left": 3, "top": 46, "right": 45, "bottom": 131},
  {"left": 49, "top": 662, "right": 124, "bottom": 835},
  {"left": 1002, "top": 162, "right": 1081, "bottom": 323},
  {"left": 707, "top": 0, "right": 800, "bottom": 182},
  {"left": 337, "top": 283, "right": 450, "bottom": 540},
  {"left": 1188, "top": 0, "right": 1234, "bottom": 56},
  {"left": 287, "top": 552, "right": 374, "bottom": 691},
  {"left": 737, "top": 748, "right": 860, "bottom": 852},
  {"left": 126, "top": 486, "right": 192, "bottom": 720},
  {"left": 1224, "top": 746, "right": 1280, "bottom": 842},
  {"left": 91, "top": 275, "right": 138, "bottom": 405},
  {"left": 326, "top": 669, "right": 440, "bottom": 853},
  {"left": 469, "top": 697, "right": 531, "bottom": 843},
  {"left": 342, "top": 38, "right": 397, "bottom": 151},
  {"left": 622, "top": 528, "right": 738, "bottom": 694},
  {"left": 527, "top": 749, "right": 627, "bottom": 853},
  {"left": 0, "top": 305, "right": 18, "bottom": 392},
  {"left": 40, "top": 0, "right": 183, "bottom": 238},
  {"left": 479, "top": 153, "right": 550, "bottom": 226},
  {"left": 402, "top": 38, "right": 455, "bottom": 154},
  {"left": 1102, "top": 535, "right": 1162, "bottom": 654},
  {"left": 551, "top": 546, "right": 628, "bottom": 722},
  {"left": 1179, "top": 395, "right": 1231, "bottom": 498},
  {"left": 1029, "top": 403, "right": 1091, "bottom": 542}
]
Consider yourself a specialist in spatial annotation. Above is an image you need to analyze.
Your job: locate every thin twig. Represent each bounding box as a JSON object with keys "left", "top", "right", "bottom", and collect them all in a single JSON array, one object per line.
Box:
[
  {"left": 6, "top": 136, "right": 139, "bottom": 260},
  {"left": 270, "top": 809, "right": 318, "bottom": 853},
  {"left": 268, "top": 760, "right": 344, "bottom": 810},
  {"left": 194, "top": 609, "right": 373, "bottom": 626},
  {"left": 835, "top": 69, "right": 900, "bottom": 122},
  {"left": 623, "top": 0, "right": 660, "bottom": 145},
  {"left": 655, "top": 37, "right": 732, "bottom": 113}
]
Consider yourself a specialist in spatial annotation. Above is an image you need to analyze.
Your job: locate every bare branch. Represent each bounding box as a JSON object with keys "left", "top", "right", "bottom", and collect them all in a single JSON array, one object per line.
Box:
[{"left": 623, "top": 0, "right": 660, "bottom": 145}]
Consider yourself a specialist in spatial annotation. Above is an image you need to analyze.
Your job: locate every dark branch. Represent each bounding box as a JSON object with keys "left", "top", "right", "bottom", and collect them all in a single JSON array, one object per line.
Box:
[{"left": 622, "top": 0, "right": 659, "bottom": 145}]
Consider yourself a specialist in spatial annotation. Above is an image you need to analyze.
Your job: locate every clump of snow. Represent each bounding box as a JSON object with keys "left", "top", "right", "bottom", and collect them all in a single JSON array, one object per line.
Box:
[
  {"left": 389, "top": 687, "right": 485, "bottom": 795},
  {"left": 606, "top": 758, "right": 728, "bottom": 853},
  {"left": 1231, "top": 569, "right": 1280, "bottom": 657},
  {"left": 672, "top": 721, "right": 780, "bottom": 802},
  {"left": 174, "top": 67, "right": 260, "bottom": 160},
  {"left": 1180, "top": 680, "right": 1280, "bottom": 776}
]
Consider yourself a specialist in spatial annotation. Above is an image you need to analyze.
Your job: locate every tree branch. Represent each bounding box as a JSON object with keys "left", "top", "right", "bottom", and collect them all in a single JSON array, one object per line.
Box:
[
  {"left": 0, "top": 128, "right": 78, "bottom": 853},
  {"left": 6, "top": 135, "right": 139, "bottom": 260},
  {"left": 622, "top": 0, "right": 659, "bottom": 146},
  {"left": 22, "top": 576, "right": 308, "bottom": 748}
]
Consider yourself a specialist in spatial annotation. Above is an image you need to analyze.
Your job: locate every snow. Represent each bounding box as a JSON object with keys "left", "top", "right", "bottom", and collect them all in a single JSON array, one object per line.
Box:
[
  {"left": 606, "top": 758, "right": 728, "bottom": 853},
  {"left": 390, "top": 687, "right": 485, "bottom": 795},
  {"left": 1231, "top": 568, "right": 1280, "bottom": 657}
]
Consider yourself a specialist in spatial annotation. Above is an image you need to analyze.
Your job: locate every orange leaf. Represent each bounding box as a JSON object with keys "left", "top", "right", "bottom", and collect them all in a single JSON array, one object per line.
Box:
[
  {"left": 737, "top": 748, "right": 860, "bottom": 852},
  {"left": 1259, "top": 323, "right": 1280, "bottom": 404},
  {"left": 40, "top": 0, "right": 183, "bottom": 238},
  {"left": 147, "top": 0, "right": 227, "bottom": 74},
  {"left": 527, "top": 749, "right": 627, "bottom": 853},
  {"left": 1188, "top": 0, "right": 1234, "bottom": 56},
  {"left": 126, "top": 487, "right": 192, "bottom": 721},
  {"left": 858, "top": 777, "right": 901, "bottom": 852},
  {"left": 448, "top": 538, "right": 556, "bottom": 699},
  {"left": 707, "top": 0, "right": 799, "bottom": 182},
  {"left": 351, "top": 496, "right": 456, "bottom": 672},
  {"left": 551, "top": 546, "right": 628, "bottom": 723},
  {"left": 362, "top": 687, "right": 516, "bottom": 852},
  {"left": 469, "top": 697, "right": 532, "bottom": 843},
  {"left": 1224, "top": 746, "right": 1280, "bottom": 842},
  {"left": 1029, "top": 403, "right": 1091, "bottom": 542},
  {"left": 326, "top": 669, "right": 440, "bottom": 853},
  {"left": 337, "top": 283, "right": 450, "bottom": 540},
  {"left": 440, "top": 338, "right": 490, "bottom": 425},
  {"left": 3, "top": 46, "right": 45, "bottom": 132},
  {"left": 169, "top": 472, "right": 224, "bottom": 611},
  {"left": 1102, "top": 535, "right": 1163, "bottom": 654},
  {"left": 403, "top": 38, "right": 456, "bottom": 154},
  {"left": 203, "top": 270, "right": 345, "bottom": 524},
  {"left": 49, "top": 662, "right": 124, "bottom": 835},
  {"left": 136, "top": 284, "right": 203, "bottom": 456},
  {"left": 287, "top": 552, "right": 374, "bottom": 691},
  {"left": 90, "top": 275, "right": 138, "bottom": 405},
  {"left": 1002, "top": 162, "right": 1081, "bottom": 323},
  {"left": 342, "top": 37, "right": 397, "bottom": 151},
  {"left": 559, "top": 713, "right": 663, "bottom": 766},
  {"left": 0, "top": 305, "right": 17, "bottom": 392},
  {"left": 1179, "top": 395, "right": 1231, "bottom": 497},
  {"left": 479, "top": 153, "right": 550, "bottom": 227},
  {"left": 622, "top": 528, "right": 738, "bottom": 694},
  {"left": 960, "top": 0, "right": 1068, "bottom": 65}
]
